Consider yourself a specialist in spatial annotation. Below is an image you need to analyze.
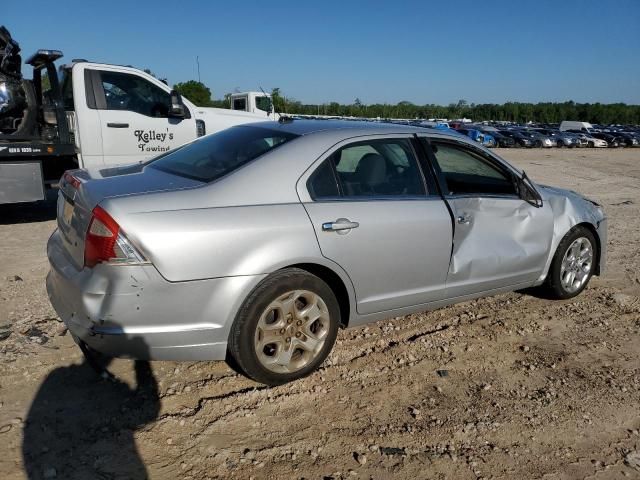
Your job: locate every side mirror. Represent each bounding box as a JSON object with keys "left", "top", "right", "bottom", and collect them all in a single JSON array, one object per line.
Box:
[
  {"left": 168, "top": 89, "right": 185, "bottom": 118},
  {"left": 516, "top": 173, "right": 543, "bottom": 208}
]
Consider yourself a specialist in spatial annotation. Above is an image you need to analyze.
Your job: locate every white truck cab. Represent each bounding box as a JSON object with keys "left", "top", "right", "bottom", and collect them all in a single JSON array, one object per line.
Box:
[
  {"left": 229, "top": 91, "right": 274, "bottom": 117},
  {"left": 66, "top": 62, "right": 273, "bottom": 168}
]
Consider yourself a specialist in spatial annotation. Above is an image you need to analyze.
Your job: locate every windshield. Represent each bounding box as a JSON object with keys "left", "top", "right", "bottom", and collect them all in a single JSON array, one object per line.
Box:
[{"left": 150, "top": 125, "right": 298, "bottom": 182}]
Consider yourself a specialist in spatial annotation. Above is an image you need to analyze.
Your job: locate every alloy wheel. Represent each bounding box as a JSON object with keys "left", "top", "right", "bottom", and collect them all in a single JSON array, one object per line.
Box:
[
  {"left": 560, "top": 237, "right": 593, "bottom": 293},
  {"left": 254, "top": 290, "right": 331, "bottom": 373}
]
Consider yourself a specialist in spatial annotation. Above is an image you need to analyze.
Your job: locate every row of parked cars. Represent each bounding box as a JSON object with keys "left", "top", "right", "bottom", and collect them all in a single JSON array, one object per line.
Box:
[{"left": 415, "top": 121, "right": 640, "bottom": 149}]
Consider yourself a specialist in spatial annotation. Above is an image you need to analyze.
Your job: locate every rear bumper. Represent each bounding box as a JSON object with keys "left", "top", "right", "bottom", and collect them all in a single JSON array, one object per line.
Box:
[{"left": 46, "top": 230, "right": 266, "bottom": 361}]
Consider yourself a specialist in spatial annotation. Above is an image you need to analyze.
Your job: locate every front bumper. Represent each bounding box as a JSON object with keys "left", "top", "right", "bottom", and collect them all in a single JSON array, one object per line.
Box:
[{"left": 46, "top": 230, "right": 266, "bottom": 361}]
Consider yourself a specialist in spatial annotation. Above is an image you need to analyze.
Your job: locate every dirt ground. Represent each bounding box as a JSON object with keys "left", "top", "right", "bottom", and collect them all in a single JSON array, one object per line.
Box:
[{"left": 1, "top": 148, "right": 639, "bottom": 480}]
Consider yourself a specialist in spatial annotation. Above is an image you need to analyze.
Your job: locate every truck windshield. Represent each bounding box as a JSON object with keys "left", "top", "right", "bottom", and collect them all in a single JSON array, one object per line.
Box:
[{"left": 149, "top": 125, "right": 298, "bottom": 182}]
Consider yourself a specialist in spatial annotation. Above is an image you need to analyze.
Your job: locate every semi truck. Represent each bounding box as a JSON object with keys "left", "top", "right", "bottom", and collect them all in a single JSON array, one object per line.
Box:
[{"left": 0, "top": 26, "right": 274, "bottom": 204}]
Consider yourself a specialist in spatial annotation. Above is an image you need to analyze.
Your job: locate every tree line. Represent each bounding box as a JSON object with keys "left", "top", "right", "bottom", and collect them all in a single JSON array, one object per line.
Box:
[{"left": 173, "top": 80, "right": 640, "bottom": 125}]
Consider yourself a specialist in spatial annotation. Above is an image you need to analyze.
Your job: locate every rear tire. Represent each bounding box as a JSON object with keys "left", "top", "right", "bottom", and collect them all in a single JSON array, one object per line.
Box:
[
  {"left": 543, "top": 226, "right": 597, "bottom": 300},
  {"left": 227, "top": 268, "right": 340, "bottom": 386}
]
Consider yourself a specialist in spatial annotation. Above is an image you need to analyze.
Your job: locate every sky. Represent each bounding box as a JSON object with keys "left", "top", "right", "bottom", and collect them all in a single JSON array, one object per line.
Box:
[{"left": 5, "top": 0, "right": 640, "bottom": 105}]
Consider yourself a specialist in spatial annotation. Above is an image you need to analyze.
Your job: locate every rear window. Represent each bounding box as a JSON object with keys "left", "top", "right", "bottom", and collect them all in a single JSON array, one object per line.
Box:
[{"left": 149, "top": 126, "right": 298, "bottom": 182}]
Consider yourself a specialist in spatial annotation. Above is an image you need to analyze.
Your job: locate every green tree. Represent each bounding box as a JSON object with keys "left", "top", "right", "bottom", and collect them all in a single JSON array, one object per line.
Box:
[
  {"left": 173, "top": 80, "right": 213, "bottom": 107},
  {"left": 271, "top": 87, "right": 285, "bottom": 113}
]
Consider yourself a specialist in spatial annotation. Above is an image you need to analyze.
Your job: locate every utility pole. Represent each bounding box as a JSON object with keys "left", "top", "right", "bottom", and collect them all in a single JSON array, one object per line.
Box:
[{"left": 196, "top": 56, "right": 201, "bottom": 83}]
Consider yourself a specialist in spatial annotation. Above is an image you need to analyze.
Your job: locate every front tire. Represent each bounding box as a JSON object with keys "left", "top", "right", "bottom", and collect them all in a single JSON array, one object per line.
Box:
[
  {"left": 228, "top": 268, "right": 340, "bottom": 386},
  {"left": 543, "top": 226, "right": 597, "bottom": 299}
]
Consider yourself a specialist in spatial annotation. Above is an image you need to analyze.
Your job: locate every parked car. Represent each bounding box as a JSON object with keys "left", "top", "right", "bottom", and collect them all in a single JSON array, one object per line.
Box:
[
  {"left": 47, "top": 120, "right": 607, "bottom": 385},
  {"left": 458, "top": 128, "right": 496, "bottom": 147},
  {"left": 485, "top": 130, "right": 515, "bottom": 148},
  {"left": 579, "top": 131, "right": 621, "bottom": 148},
  {"left": 517, "top": 130, "right": 554, "bottom": 148},
  {"left": 532, "top": 128, "right": 580, "bottom": 148},
  {"left": 569, "top": 132, "right": 608, "bottom": 148},
  {"left": 499, "top": 129, "right": 534, "bottom": 147},
  {"left": 610, "top": 132, "right": 639, "bottom": 147}
]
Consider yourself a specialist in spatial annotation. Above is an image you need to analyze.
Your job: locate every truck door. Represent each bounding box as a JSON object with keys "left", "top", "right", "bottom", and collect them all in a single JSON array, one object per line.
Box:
[{"left": 89, "top": 68, "right": 196, "bottom": 166}]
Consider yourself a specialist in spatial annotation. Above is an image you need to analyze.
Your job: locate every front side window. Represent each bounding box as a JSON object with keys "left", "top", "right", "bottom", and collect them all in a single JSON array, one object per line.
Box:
[
  {"left": 99, "top": 71, "right": 171, "bottom": 117},
  {"left": 150, "top": 126, "right": 298, "bottom": 182},
  {"left": 308, "top": 139, "right": 426, "bottom": 199},
  {"left": 429, "top": 142, "right": 516, "bottom": 196}
]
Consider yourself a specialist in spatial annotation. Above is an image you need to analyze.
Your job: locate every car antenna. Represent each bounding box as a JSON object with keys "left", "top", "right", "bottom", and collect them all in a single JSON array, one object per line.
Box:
[{"left": 261, "top": 86, "right": 293, "bottom": 123}]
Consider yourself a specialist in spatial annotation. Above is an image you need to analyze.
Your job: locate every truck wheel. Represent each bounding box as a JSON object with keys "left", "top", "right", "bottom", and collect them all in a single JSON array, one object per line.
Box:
[
  {"left": 228, "top": 268, "right": 340, "bottom": 386},
  {"left": 543, "top": 226, "right": 597, "bottom": 300}
]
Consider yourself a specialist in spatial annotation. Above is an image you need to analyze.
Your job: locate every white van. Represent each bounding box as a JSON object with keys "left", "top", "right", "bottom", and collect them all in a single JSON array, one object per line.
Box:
[{"left": 559, "top": 121, "right": 593, "bottom": 132}]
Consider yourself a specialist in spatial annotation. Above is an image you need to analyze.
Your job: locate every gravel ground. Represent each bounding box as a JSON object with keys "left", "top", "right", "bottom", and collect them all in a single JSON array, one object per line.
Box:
[{"left": 1, "top": 148, "right": 639, "bottom": 480}]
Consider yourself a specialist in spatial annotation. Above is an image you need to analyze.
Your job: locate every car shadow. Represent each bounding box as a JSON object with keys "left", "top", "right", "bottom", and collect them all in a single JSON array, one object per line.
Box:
[
  {"left": 0, "top": 189, "right": 57, "bottom": 225},
  {"left": 517, "top": 286, "right": 555, "bottom": 300},
  {"left": 22, "top": 337, "right": 160, "bottom": 480}
]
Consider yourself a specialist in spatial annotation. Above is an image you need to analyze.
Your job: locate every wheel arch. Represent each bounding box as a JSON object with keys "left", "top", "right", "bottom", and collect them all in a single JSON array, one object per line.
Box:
[
  {"left": 574, "top": 221, "right": 602, "bottom": 275},
  {"left": 283, "top": 262, "right": 353, "bottom": 328}
]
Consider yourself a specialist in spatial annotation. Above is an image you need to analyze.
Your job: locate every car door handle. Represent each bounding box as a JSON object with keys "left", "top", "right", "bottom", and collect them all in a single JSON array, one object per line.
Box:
[
  {"left": 322, "top": 219, "right": 359, "bottom": 233},
  {"left": 457, "top": 214, "right": 472, "bottom": 225},
  {"left": 106, "top": 122, "right": 129, "bottom": 128}
]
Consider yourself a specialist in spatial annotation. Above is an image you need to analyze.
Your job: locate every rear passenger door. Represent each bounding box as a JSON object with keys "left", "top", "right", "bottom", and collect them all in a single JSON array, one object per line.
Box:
[
  {"left": 300, "top": 136, "right": 453, "bottom": 316},
  {"left": 422, "top": 138, "right": 554, "bottom": 297}
]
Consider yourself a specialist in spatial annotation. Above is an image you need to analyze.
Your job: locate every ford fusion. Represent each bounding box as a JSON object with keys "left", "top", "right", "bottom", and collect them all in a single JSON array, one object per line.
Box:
[{"left": 47, "top": 120, "right": 607, "bottom": 385}]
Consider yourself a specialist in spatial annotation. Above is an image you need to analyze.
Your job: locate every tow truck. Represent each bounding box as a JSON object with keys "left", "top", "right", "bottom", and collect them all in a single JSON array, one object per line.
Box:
[{"left": 0, "top": 26, "right": 274, "bottom": 204}]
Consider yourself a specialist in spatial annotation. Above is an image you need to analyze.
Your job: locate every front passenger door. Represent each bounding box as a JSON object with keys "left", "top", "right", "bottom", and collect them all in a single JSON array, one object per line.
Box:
[{"left": 424, "top": 139, "right": 554, "bottom": 297}]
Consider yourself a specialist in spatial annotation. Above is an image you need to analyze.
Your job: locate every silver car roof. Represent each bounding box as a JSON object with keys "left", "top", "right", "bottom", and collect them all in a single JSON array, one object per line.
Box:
[{"left": 242, "top": 119, "right": 464, "bottom": 140}]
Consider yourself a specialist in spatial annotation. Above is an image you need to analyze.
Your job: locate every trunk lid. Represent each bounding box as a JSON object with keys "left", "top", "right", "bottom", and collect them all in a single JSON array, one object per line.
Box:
[{"left": 56, "top": 163, "right": 202, "bottom": 270}]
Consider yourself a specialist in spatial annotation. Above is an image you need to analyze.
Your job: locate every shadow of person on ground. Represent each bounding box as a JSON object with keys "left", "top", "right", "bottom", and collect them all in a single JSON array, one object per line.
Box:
[{"left": 22, "top": 337, "right": 160, "bottom": 480}]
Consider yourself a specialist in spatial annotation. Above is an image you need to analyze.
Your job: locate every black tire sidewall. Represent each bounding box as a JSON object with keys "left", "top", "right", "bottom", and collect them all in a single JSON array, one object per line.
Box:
[
  {"left": 546, "top": 226, "right": 597, "bottom": 299},
  {"left": 228, "top": 268, "right": 340, "bottom": 386}
]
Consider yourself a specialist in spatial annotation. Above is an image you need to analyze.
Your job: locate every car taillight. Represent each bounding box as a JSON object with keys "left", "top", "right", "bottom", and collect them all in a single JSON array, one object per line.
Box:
[
  {"left": 84, "top": 206, "right": 146, "bottom": 268},
  {"left": 63, "top": 172, "right": 81, "bottom": 189}
]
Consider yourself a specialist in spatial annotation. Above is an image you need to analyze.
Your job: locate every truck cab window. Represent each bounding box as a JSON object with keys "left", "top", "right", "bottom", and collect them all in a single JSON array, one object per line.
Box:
[
  {"left": 99, "top": 71, "right": 171, "bottom": 117},
  {"left": 60, "top": 70, "right": 74, "bottom": 110},
  {"left": 255, "top": 96, "right": 271, "bottom": 112},
  {"left": 233, "top": 97, "right": 247, "bottom": 111}
]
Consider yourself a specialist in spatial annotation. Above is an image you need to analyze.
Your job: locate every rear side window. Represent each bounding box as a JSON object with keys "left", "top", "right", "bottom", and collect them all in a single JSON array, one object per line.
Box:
[
  {"left": 308, "top": 160, "right": 339, "bottom": 198},
  {"left": 150, "top": 126, "right": 298, "bottom": 182},
  {"left": 308, "top": 139, "right": 428, "bottom": 199}
]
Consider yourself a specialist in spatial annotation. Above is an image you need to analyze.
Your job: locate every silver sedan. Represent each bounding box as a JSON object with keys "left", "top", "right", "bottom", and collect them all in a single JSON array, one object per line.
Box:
[{"left": 47, "top": 120, "right": 607, "bottom": 385}]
